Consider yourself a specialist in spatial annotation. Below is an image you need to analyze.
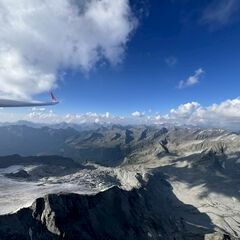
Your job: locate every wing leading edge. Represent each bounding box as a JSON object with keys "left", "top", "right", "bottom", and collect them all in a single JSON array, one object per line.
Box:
[{"left": 0, "top": 92, "right": 59, "bottom": 107}]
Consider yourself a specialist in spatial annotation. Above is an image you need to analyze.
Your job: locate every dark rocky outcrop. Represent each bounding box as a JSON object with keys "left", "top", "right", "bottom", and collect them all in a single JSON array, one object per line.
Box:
[
  {"left": 159, "top": 138, "right": 170, "bottom": 154},
  {"left": 205, "top": 233, "right": 236, "bottom": 240},
  {"left": 153, "top": 127, "right": 168, "bottom": 140},
  {"left": 5, "top": 169, "right": 30, "bottom": 179},
  {"left": 138, "top": 129, "right": 148, "bottom": 141},
  {"left": 125, "top": 129, "right": 134, "bottom": 144},
  {"left": 111, "top": 133, "right": 121, "bottom": 141},
  {"left": 0, "top": 173, "right": 214, "bottom": 240},
  {"left": 76, "top": 145, "right": 124, "bottom": 167},
  {"left": 0, "top": 155, "right": 80, "bottom": 169}
]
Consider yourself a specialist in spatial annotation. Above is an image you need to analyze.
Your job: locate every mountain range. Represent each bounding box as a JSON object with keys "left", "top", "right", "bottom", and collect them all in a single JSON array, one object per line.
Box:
[{"left": 0, "top": 123, "right": 239, "bottom": 239}]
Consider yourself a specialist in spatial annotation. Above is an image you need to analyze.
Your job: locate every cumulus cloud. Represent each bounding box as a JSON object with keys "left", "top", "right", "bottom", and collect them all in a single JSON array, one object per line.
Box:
[
  {"left": 0, "top": 0, "right": 137, "bottom": 99},
  {"left": 178, "top": 68, "right": 204, "bottom": 89},
  {"left": 201, "top": 0, "right": 240, "bottom": 28},
  {"left": 131, "top": 111, "right": 145, "bottom": 117},
  {"left": 24, "top": 109, "right": 120, "bottom": 124},
  {"left": 151, "top": 98, "right": 240, "bottom": 130},
  {"left": 169, "top": 102, "right": 201, "bottom": 119},
  {"left": 2, "top": 97, "right": 240, "bottom": 130}
]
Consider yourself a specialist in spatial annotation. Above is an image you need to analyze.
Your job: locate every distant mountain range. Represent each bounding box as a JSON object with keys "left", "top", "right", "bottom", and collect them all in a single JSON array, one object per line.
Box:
[
  {"left": 0, "top": 125, "right": 79, "bottom": 158},
  {"left": 0, "top": 123, "right": 238, "bottom": 167}
]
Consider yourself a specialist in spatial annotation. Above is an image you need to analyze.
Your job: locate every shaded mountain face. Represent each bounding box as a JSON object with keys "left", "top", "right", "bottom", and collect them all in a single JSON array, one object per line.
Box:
[
  {"left": 0, "top": 124, "right": 240, "bottom": 238},
  {"left": 0, "top": 155, "right": 80, "bottom": 169},
  {"left": 0, "top": 125, "right": 79, "bottom": 158},
  {"left": 0, "top": 155, "right": 84, "bottom": 182},
  {"left": 0, "top": 173, "right": 215, "bottom": 240},
  {"left": 0, "top": 124, "right": 171, "bottom": 166},
  {"left": 0, "top": 125, "right": 163, "bottom": 166}
]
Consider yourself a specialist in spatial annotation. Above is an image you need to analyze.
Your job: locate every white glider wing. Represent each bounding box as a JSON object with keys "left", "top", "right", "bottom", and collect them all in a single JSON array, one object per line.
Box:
[{"left": 0, "top": 92, "right": 59, "bottom": 107}]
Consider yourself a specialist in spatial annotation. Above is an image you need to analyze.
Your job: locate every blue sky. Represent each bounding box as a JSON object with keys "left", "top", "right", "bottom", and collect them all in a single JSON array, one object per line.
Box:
[
  {"left": 1, "top": 0, "right": 240, "bottom": 129},
  {"left": 53, "top": 0, "right": 240, "bottom": 115}
]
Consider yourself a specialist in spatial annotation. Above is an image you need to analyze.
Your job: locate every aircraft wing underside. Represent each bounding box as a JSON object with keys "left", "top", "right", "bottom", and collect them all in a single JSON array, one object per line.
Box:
[{"left": 0, "top": 93, "right": 59, "bottom": 107}]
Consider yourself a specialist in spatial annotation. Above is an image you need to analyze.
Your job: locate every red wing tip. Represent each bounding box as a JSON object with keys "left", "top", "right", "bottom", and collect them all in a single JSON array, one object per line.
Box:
[{"left": 50, "top": 92, "right": 57, "bottom": 102}]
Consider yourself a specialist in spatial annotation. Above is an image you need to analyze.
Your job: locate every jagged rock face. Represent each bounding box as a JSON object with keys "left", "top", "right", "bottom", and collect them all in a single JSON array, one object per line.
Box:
[
  {"left": 0, "top": 173, "right": 215, "bottom": 240},
  {"left": 0, "top": 125, "right": 169, "bottom": 166},
  {"left": 5, "top": 169, "right": 30, "bottom": 179},
  {"left": 0, "top": 125, "right": 240, "bottom": 239},
  {"left": 0, "top": 124, "right": 239, "bottom": 167},
  {"left": 205, "top": 233, "right": 237, "bottom": 240}
]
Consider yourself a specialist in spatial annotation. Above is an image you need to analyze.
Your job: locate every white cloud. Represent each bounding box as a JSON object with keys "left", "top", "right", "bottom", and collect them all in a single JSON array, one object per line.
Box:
[
  {"left": 92, "top": 98, "right": 240, "bottom": 129},
  {"left": 2, "top": 98, "right": 240, "bottom": 130},
  {"left": 178, "top": 68, "right": 204, "bottom": 89},
  {"left": 201, "top": 0, "right": 240, "bottom": 28},
  {"left": 152, "top": 98, "right": 240, "bottom": 129},
  {"left": 24, "top": 109, "right": 130, "bottom": 125},
  {"left": 105, "top": 112, "right": 110, "bottom": 118},
  {"left": 0, "top": 0, "right": 137, "bottom": 99},
  {"left": 131, "top": 111, "right": 145, "bottom": 117},
  {"left": 31, "top": 107, "right": 46, "bottom": 112},
  {"left": 169, "top": 102, "right": 201, "bottom": 119}
]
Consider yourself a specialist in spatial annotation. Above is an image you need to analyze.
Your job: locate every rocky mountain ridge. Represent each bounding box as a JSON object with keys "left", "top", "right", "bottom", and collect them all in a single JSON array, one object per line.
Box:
[
  {"left": 0, "top": 172, "right": 220, "bottom": 240},
  {"left": 0, "top": 125, "right": 240, "bottom": 239}
]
